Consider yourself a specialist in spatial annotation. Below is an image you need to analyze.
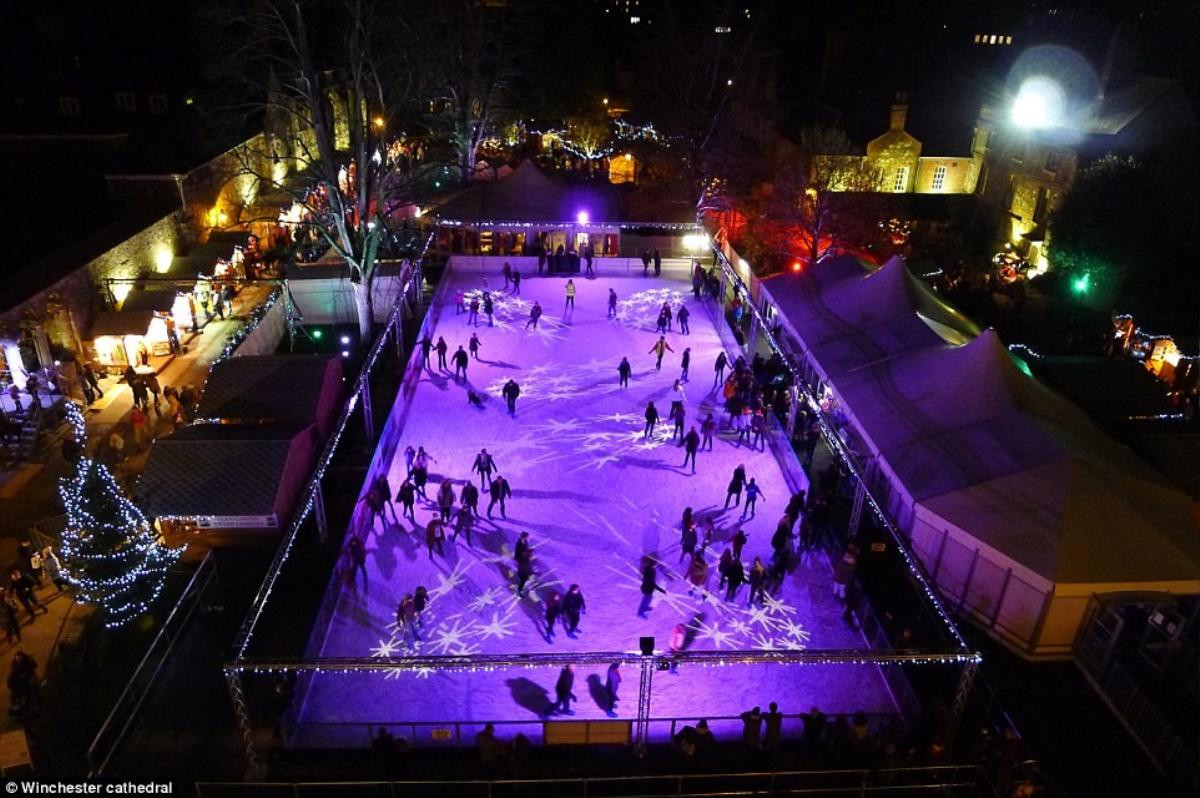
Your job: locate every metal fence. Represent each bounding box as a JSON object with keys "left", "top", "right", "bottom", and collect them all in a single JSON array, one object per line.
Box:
[{"left": 194, "top": 765, "right": 985, "bottom": 798}]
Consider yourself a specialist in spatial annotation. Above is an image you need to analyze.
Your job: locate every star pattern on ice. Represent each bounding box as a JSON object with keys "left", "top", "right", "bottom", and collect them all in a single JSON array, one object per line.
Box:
[
  {"left": 428, "top": 617, "right": 478, "bottom": 654},
  {"left": 429, "top": 561, "right": 473, "bottom": 600},
  {"left": 728, "top": 619, "right": 752, "bottom": 637},
  {"left": 476, "top": 610, "right": 518, "bottom": 641},
  {"left": 468, "top": 586, "right": 505, "bottom": 612},
  {"left": 762, "top": 594, "right": 796, "bottom": 616},
  {"left": 747, "top": 605, "right": 783, "bottom": 631},
  {"left": 693, "top": 620, "right": 737, "bottom": 649},
  {"left": 371, "top": 637, "right": 401, "bottom": 658}
]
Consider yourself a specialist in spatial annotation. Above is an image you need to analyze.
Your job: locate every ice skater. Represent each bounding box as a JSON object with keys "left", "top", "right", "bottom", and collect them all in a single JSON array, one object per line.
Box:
[
  {"left": 435, "top": 336, "right": 449, "bottom": 370},
  {"left": 346, "top": 534, "right": 368, "bottom": 587},
  {"left": 724, "top": 464, "right": 747, "bottom": 508},
  {"left": 453, "top": 504, "right": 475, "bottom": 545},
  {"left": 701, "top": 412, "right": 717, "bottom": 451},
  {"left": 564, "top": 279, "right": 576, "bottom": 313},
  {"left": 412, "top": 447, "right": 435, "bottom": 499},
  {"left": 404, "top": 445, "right": 416, "bottom": 476},
  {"left": 682, "top": 426, "right": 701, "bottom": 473},
  {"left": 419, "top": 336, "right": 433, "bottom": 368},
  {"left": 680, "top": 347, "right": 691, "bottom": 381},
  {"left": 360, "top": 485, "right": 388, "bottom": 532},
  {"left": 472, "top": 448, "right": 497, "bottom": 491},
  {"left": 731, "top": 528, "right": 748, "bottom": 561},
  {"left": 483, "top": 293, "right": 494, "bottom": 326},
  {"left": 397, "top": 594, "right": 418, "bottom": 640},
  {"left": 431, "top": 480, "right": 453, "bottom": 524},
  {"left": 398, "top": 478, "right": 416, "bottom": 520},
  {"left": 502, "top": 379, "right": 521, "bottom": 416},
  {"left": 677, "top": 305, "right": 690, "bottom": 334},
  {"left": 467, "top": 295, "right": 480, "bottom": 325},
  {"left": 618, "top": 357, "right": 632, "bottom": 388},
  {"left": 644, "top": 401, "right": 659, "bottom": 438},
  {"left": 469, "top": 333, "right": 481, "bottom": 359},
  {"left": 638, "top": 558, "right": 667, "bottom": 617},
  {"left": 414, "top": 585, "right": 429, "bottom": 626},
  {"left": 747, "top": 557, "right": 767, "bottom": 606},
  {"left": 516, "top": 548, "right": 534, "bottom": 597},
  {"left": 649, "top": 336, "right": 674, "bottom": 371},
  {"left": 670, "top": 400, "right": 686, "bottom": 443},
  {"left": 607, "top": 288, "right": 618, "bottom": 318},
  {"left": 452, "top": 346, "right": 469, "bottom": 382},
  {"left": 502, "top": 261, "right": 512, "bottom": 289},
  {"left": 511, "top": 270, "right": 522, "bottom": 294},
  {"left": 525, "top": 301, "right": 543, "bottom": 330},
  {"left": 544, "top": 592, "right": 563, "bottom": 640},
  {"left": 373, "top": 473, "right": 399, "bottom": 524},
  {"left": 742, "top": 478, "right": 763, "bottom": 518},
  {"left": 563, "top": 584, "right": 586, "bottom": 636},
  {"left": 724, "top": 556, "right": 745, "bottom": 601},
  {"left": 487, "top": 474, "right": 512, "bottom": 518},
  {"left": 425, "top": 516, "right": 446, "bottom": 558},
  {"left": 713, "top": 351, "right": 728, "bottom": 386}
]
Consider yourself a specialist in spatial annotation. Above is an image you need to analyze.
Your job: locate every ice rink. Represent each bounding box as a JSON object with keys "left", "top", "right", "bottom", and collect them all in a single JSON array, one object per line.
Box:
[{"left": 293, "top": 261, "right": 899, "bottom": 743}]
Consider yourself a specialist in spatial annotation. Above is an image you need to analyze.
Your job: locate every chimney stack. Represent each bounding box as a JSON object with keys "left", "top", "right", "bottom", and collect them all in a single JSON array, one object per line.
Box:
[{"left": 890, "top": 92, "right": 908, "bottom": 131}]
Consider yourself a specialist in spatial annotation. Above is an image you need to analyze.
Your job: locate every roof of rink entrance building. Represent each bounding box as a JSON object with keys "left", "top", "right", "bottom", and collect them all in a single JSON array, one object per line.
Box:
[
  {"left": 428, "top": 159, "right": 699, "bottom": 229},
  {"left": 228, "top": 256, "right": 975, "bottom": 752},
  {"left": 757, "top": 255, "right": 1200, "bottom": 658}
]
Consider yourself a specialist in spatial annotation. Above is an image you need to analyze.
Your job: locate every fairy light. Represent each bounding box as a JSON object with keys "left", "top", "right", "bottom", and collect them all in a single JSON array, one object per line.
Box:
[
  {"left": 57, "top": 410, "right": 181, "bottom": 628},
  {"left": 234, "top": 233, "right": 434, "bottom": 659}
]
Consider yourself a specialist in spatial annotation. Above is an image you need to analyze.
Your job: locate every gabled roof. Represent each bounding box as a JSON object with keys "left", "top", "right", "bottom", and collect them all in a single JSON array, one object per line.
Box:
[
  {"left": 90, "top": 309, "right": 156, "bottom": 337},
  {"left": 195, "top": 354, "right": 341, "bottom": 423},
  {"left": 836, "top": 330, "right": 1200, "bottom": 583},
  {"left": 137, "top": 422, "right": 307, "bottom": 518},
  {"left": 766, "top": 256, "right": 978, "bottom": 378},
  {"left": 432, "top": 160, "right": 623, "bottom": 224},
  {"left": 119, "top": 289, "right": 178, "bottom": 313}
]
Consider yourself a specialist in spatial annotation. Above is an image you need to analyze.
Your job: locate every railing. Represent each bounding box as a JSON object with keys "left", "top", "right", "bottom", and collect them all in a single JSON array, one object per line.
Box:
[
  {"left": 195, "top": 765, "right": 984, "bottom": 798},
  {"left": 85, "top": 550, "right": 218, "bottom": 776},
  {"left": 234, "top": 232, "right": 435, "bottom": 659},
  {"left": 282, "top": 712, "right": 904, "bottom": 750}
]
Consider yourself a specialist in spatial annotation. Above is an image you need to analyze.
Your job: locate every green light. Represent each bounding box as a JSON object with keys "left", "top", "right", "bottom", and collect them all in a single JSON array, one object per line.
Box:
[
  {"left": 312, "top": 329, "right": 323, "bottom": 340},
  {"left": 1072, "top": 272, "right": 1090, "bottom": 295}
]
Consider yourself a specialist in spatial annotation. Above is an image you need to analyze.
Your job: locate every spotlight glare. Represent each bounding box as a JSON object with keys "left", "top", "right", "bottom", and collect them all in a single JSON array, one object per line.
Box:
[{"left": 1012, "top": 77, "right": 1064, "bottom": 129}]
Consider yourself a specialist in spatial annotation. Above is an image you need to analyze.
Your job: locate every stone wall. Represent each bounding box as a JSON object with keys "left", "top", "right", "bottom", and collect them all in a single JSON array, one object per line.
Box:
[{"left": 913, "top": 156, "right": 978, "bottom": 193}]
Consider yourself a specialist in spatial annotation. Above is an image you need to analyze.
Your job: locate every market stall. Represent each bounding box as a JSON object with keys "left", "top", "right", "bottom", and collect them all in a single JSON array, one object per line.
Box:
[{"left": 89, "top": 309, "right": 169, "bottom": 372}]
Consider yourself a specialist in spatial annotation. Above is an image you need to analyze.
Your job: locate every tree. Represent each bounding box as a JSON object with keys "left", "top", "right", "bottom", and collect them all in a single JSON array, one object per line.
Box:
[
  {"left": 57, "top": 406, "right": 179, "bottom": 628},
  {"left": 221, "top": 0, "right": 425, "bottom": 341},
  {"left": 1048, "top": 153, "right": 1191, "bottom": 313},
  {"left": 415, "top": 0, "right": 516, "bottom": 184},
  {"left": 737, "top": 126, "right": 882, "bottom": 273}
]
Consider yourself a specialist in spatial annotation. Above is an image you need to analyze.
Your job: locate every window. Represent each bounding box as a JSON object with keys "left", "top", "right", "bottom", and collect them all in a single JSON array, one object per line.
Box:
[
  {"left": 115, "top": 92, "right": 137, "bottom": 112},
  {"left": 931, "top": 165, "right": 947, "bottom": 191},
  {"left": 58, "top": 96, "right": 80, "bottom": 116},
  {"left": 147, "top": 94, "right": 168, "bottom": 114},
  {"left": 892, "top": 166, "right": 909, "bottom": 193}
]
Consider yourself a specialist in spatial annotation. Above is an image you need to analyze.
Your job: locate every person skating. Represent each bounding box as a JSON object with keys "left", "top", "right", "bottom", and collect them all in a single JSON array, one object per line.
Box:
[
  {"left": 724, "top": 556, "right": 745, "bottom": 601},
  {"left": 404, "top": 445, "right": 417, "bottom": 476},
  {"left": 472, "top": 448, "right": 497, "bottom": 491},
  {"left": 511, "top": 270, "right": 522, "bottom": 294},
  {"left": 469, "top": 333, "right": 481, "bottom": 359},
  {"left": 412, "top": 447, "right": 434, "bottom": 500},
  {"left": 677, "top": 305, "right": 690, "bottom": 335},
  {"left": 413, "top": 585, "right": 429, "bottom": 627},
  {"left": 483, "top": 293, "right": 494, "bottom": 326},
  {"left": 713, "top": 351, "right": 728, "bottom": 386},
  {"left": 670, "top": 401, "right": 685, "bottom": 443},
  {"left": 514, "top": 531, "right": 531, "bottom": 563},
  {"left": 502, "top": 261, "right": 512, "bottom": 289},
  {"left": 562, "top": 584, "right": 586, "bottom": 636},
  {"left": 618, "top": 357, "right": 632, "bottom": 388},
  {"left": 750, "top": 411, "right": 767, "bottom": 451},
  {"left": 515, "top": 549, "right": 534, "bottom": 597},
  {"left": 373, "top": 473, "right": 399, "bottom": 524},
  {"left": 434, "top": 337, "right": 449, "bottom": 370},
  {"left": 680, "top": 514, "right": 698, "bottom": 559},
  {"left": 638, "top": 558, "right": 667, "bottom": 617},
  {"left": 717, "top": 548, "right": 733, "bottom": 590},
  {"left": 436, "top": 480, "right": 456, "bottom": 522},
  {"left": 682, "top": 426, "right": 701, "bottom": 473},
  {"left": 583, "top": 242, "right": 594, "bottom": 276},
  {"left": 397, "top": 594, "right": 418, "bottom": 639},
  {"left": 686, "top": 551, "right": 709, "bottom": 597},
  {"left": 452, "top": 346, "right": 469, "bottom": 381},
  {"left": 652, "top": 248, "right": 662, "bottom": 276},
  {"left": 425, "top": 517, "right": 446, "bottom": 558},
  {"left": 742, "top": 478, "right": 764, "bottom": 518},
  {"left": 724, "top": 464, "right": 747, "bottom": 508},
  {"left": 419, "top": 336, "right": 434, "bottom": 368},
  {"left": 502, "top": 379, "right": 521, "bottom": 416},
  {"left": 607, "top": 288, "right": 618, "bottom": 318},
  {"left": 731, "top": 528, "right": 748, "bottom": 562},
  {"left": 467, "top": 295, "right": 480, "bottom": 326},
  {"left": 524, "top": 301, "right": 543, "bottom": 330},
  {"left": 461, "top": 481, "right": 480, "bottom": 518},
  {"left": 641, "top": 250, "right": 652, "bottom": 276},
  {"left": 747, "top": 557, "right": 767, "bottom": 606},
  {"left": 544, "top": 592, "right": 563, "bottom": 640},
  {"left": 487, "top": 474, "right": 512, "bottom": 518},
  {"left": 453, "top": 504, "right": 475, "bottom": 545},
  {"left": 564, "top": 279, "right": 576, "bottom": 313},
  {"left": 605, "top": 662, "right": 622, "bottom": 715},
  {"left": 679, "top": 347, "right": 691, "bottom": 382},
  {"left": 660, "top": 302, "right": 673, "bottom": 332},
  {"left": 398, "top": 478, "right": 416, "bottom": 521},
  {"left": 701, "top": 412, "right": 717, "bottom": 451},
  {"left": 643, "top": 401, "right": 659, "bottom": 438},
  {"left": 553, "top": 664, "right": 576, "bottom": 714},
  {"left": 649, "top": 336, "right": 674, "bottom": 371}
]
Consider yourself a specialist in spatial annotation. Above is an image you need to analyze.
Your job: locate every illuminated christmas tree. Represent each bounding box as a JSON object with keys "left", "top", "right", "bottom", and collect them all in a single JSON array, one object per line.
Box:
[{"left": 57, "top": 402, "right": 180, "bottom": 627}]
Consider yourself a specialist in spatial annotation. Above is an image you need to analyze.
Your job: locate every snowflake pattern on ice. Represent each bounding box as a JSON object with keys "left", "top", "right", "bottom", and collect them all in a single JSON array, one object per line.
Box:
[
  {"left": 476, "top": 610, "right": 518, "bottom": 641},
  {"left": 428, "top": 617, "right": 479, "bottom": 655},
  {"left": 468, "top": 586, "right": 506, "bottom": 612}
]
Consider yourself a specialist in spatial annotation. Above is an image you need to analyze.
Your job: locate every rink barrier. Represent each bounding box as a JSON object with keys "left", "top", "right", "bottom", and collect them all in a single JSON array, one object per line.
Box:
[{"left": 195, "top": 764, "right": 984, "bottom": 797}]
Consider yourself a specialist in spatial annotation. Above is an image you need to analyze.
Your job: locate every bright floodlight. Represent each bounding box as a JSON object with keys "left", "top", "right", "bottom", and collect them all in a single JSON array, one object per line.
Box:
[
  {"left": 576, "top": 210, "right": 589, "bottom": 224},
  {"left": 1012, "top": 77, "right": 1064, "bottom": 129}
]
